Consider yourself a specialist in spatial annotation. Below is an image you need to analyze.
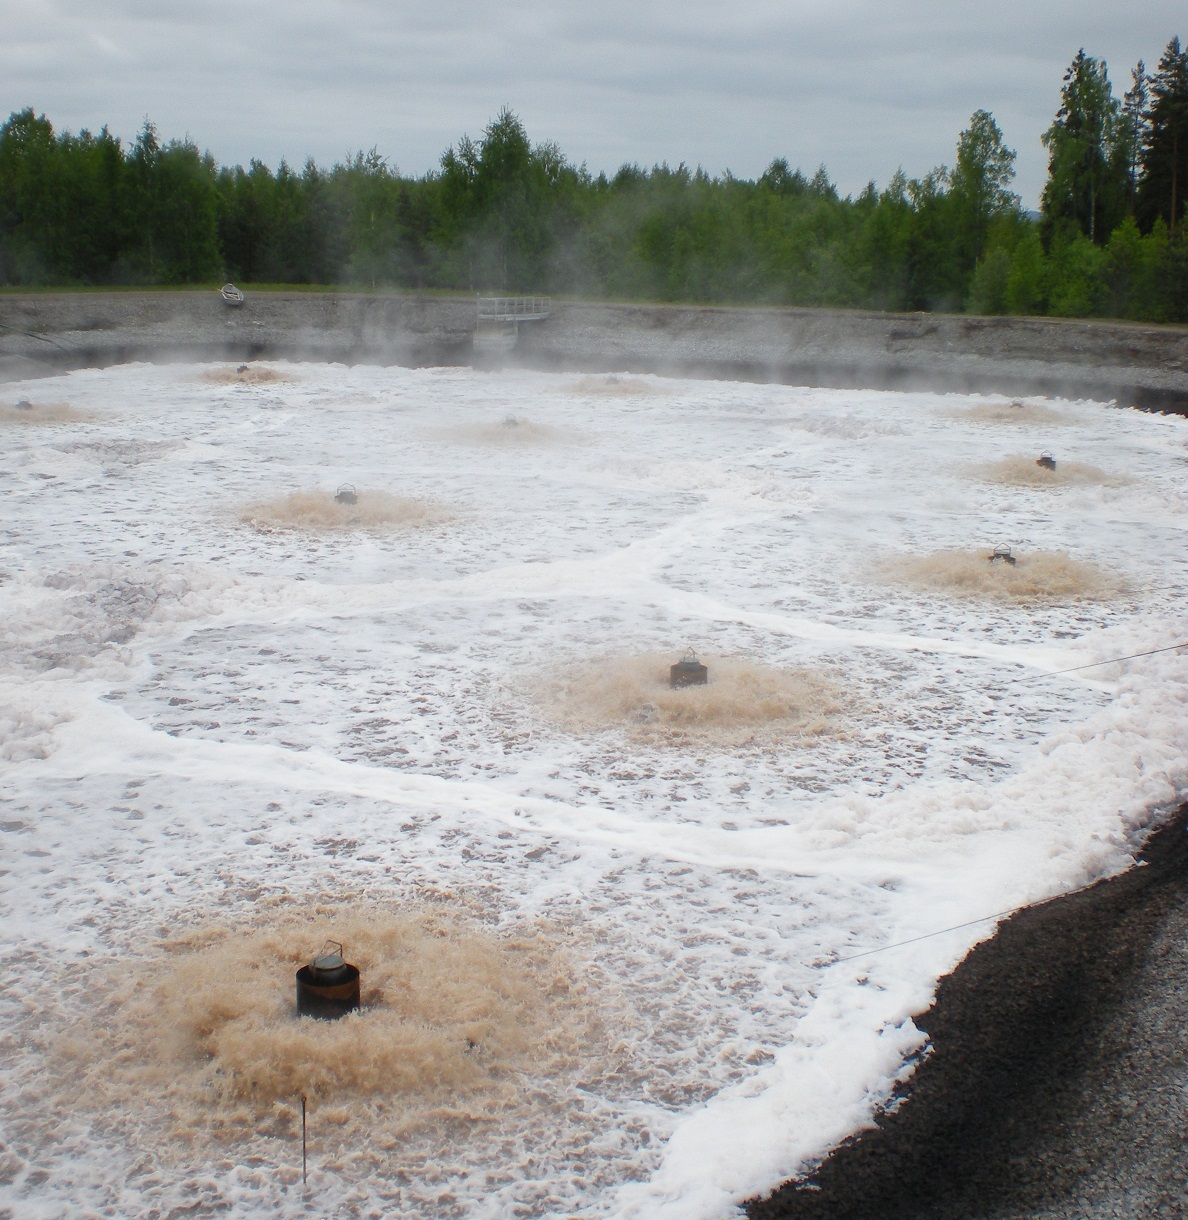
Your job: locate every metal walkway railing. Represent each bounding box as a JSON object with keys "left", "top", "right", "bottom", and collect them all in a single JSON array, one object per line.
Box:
[{"left": 476, "top": 296, "right": 551, "bottom": 323}]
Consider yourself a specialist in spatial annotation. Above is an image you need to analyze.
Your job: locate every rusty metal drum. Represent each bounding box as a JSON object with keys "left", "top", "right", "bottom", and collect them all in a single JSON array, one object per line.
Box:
[
  {"left": 670, "top": 650, "right": 709, "bottom": 688},
  {"left": 296, "top": 941, "right": 360, "bottom": 1019}
]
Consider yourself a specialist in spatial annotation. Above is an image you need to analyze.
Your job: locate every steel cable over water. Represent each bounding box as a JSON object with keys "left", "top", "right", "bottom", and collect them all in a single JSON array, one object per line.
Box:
[{"left": 831, "top": 640, "right": 1187, "bottom": 964}]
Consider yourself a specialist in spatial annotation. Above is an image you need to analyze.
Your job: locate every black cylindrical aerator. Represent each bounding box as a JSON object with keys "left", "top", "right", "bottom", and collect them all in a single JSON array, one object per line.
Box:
[
  {"left": 334, "top": 484, "right": 358, "bottom": 505},
  {"left": 296, "top": 940, "right": 360, "bottom": 1019},
  {"left": 670, "top": 649, "right": 709, "bottom": 688}
]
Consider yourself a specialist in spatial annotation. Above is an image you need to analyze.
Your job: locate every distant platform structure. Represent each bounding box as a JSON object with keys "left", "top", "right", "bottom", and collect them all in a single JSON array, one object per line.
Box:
[{"left": 476, "top": 296, "right": 551, "bottom": 324}]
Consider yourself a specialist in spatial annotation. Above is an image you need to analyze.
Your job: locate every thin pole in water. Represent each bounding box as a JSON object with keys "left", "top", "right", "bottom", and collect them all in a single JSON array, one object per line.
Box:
[{"left": 301, "top": 1093, "right": 307, "bottom": 1185}]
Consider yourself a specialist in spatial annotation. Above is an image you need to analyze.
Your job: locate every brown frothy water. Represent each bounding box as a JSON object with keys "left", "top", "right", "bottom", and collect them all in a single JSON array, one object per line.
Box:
[
  {"left": 568, "top": 375, "right": 664, "bottom": 397},
  {"left": 537, "top": 653, "right": 843, "bottom": 745},
  {"left": 882, "top": 549, "right": 1125, "bottom": 602},
  {"left": 0, "top": 400, "right": 88, "bottom": 423},
  {"left": 38, "top": 902, "right": 601, "bottom": 1164},
  {"left": 241, "top": 490, "right": 450, "bottom": 533},
  {"left": 954, "top": 401, "right": 1070, "bottom": 425},
  {"left": 202, "top": 365, "right": 294, "bottom": 385},
  {"left": 431, "top": 416, "right": 583, "bottom": 446},
  {"left": 974, "top": 456, "right": 1122, "bottom": 487}
]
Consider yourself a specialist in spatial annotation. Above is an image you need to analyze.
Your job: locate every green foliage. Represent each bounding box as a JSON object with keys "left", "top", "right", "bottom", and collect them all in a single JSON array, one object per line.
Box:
[
  {"left": 1138, "top": 36, "right": 1188, "bottom": 233},
  {"left": 901, "top": 168, "right": 962, "bottom": 310},
  {"left": 968, "top": 247, "right": 1012, "bottom": 314},
  {"left": 1041, "top": 50, "right": 1127, "bottom": 243},
  {"left": 1046, "top": 233, "right": 1107, "bottom": 316},
  {"left": 0, "top": 109, "right": 129, "bottom": 283},
  {"left": 848, "top": 171, "right": 914, "bottom": 310},
  {"left": 1149, "top": 220, "right": 1188, "bottom": 319},
  {"left": 341, "top": 148, "right": 403, "bottom": 288},
  {"left": 950, "top": 110, "right": 1019, "bottom": 271},
  {"left": 1102, "top": 215, "right": 1151, "bottom": 318},
  {"left": 435, "top": 108, "right": 568, "bottom": 290},
  {"left": 1120, "top": 62, "right": 1149, "bottom": 212},
  {"left": 1, "top": 86, "right": 1185, "bottom": 321},
  {"left": 1005, "top": 230, "right": 1048, "bottom": 315}
]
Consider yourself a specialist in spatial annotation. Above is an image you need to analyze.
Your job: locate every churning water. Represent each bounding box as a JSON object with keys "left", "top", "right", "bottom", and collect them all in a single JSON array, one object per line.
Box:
[
  {"left": 241, "top": 489, "right": 450, "bottom": 534},
  {"left": 1, "top": 362, "right": 1186, "bottom": 1218}
]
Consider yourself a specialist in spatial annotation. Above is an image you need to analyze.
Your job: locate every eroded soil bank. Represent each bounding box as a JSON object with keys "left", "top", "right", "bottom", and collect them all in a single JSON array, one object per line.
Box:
[
  {"left": 2, "top": 291, "right": 1186, "bottom": 412},
  {"left": 748, "top": 801, "right": 1188, "bottom": 1220}
]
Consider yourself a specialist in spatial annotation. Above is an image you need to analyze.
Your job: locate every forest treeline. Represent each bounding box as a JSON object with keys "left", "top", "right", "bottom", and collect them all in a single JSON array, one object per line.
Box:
[{"left": 1, "top": 36, "right": 1186, "bottom": 321}]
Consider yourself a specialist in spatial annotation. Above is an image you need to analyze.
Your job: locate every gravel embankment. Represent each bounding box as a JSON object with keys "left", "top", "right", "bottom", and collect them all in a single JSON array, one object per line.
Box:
[
  {"left": 748, "top": 801, "right": 1188, "bottom": 1219},
  {"left": 3, "top": 291, "right": 1187, "bottom": 413}
]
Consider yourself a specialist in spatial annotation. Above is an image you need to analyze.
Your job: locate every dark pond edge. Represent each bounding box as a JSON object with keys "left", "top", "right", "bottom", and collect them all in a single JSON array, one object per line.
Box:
[
  {"left": 747, "top": 799, "right": 1188, "bottom": 1219},
  {"left": 9, "top": 342, "right": 1188, "bottom": 418}
]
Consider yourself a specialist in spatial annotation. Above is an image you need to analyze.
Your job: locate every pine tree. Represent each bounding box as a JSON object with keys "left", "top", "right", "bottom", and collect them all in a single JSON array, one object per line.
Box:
[
  {"left": 1138, "top": 36, "right": 1188, "bottom": 233},
  {"left": 1041, "top": 50, "right": 1126, "bottom": 243},
  {"left": 1120, "top": 62, "right": 1149, "bottom": 213},
  {"left": 949, "top": 109, "right": 1018, "bottom": 273}
]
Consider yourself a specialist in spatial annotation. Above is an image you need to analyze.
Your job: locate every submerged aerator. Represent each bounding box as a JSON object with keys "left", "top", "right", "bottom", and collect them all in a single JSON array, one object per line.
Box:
[
  {"left": 670, "top": 649, "right": 709, "bottom": 688},
  {"left": 989, "top": 543, "right": 1017, "bottom": 566},
  {"left": 334, "top": 483, "right": 358, "bottom": 505},
  {"left": 1037, "top": 452, "right": 1056, "bottom": 471},
  {"left": 296, "top": 940, "right": 360, "bottom": 1019}
]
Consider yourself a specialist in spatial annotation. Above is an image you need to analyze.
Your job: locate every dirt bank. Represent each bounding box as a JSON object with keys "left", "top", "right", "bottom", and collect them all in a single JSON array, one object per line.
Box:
[
  {"left": 2, "top": 291, "right": 1187, "bottom": 412},
  {"left": 748, "top": 800, "right": 1188, "bottom": 1219}
]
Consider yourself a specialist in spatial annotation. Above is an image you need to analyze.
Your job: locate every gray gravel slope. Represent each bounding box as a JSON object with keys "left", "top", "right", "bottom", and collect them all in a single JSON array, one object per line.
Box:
[{"left": 748, "top": 802, "right": 1188, "bottom": 1220}]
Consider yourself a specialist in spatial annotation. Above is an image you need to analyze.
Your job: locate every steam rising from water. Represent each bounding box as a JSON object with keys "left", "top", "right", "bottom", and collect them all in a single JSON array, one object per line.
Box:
[
  {"left": 241, "top": 490, "right": 450, "bottom": 533},
  {"left": 203, "top": 365, "right": 293, "bottom": 385},
  {"left": 538, "top": 653, "right": 843, "bottom": 744},
  {"left": 974, "top": 455, "right": 1120, "bottom": 486},
  {"left": 1, "top": 400, "right": 87, "bottom": 423},
  {"left": 883, "top": 549, "right": 1126, "bottom": 602}
]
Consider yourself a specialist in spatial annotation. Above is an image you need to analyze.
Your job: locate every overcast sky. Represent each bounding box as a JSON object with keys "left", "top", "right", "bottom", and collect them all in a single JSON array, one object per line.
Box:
[{"left": 2, "top": 2, "right": 1182, "bottom": 208}]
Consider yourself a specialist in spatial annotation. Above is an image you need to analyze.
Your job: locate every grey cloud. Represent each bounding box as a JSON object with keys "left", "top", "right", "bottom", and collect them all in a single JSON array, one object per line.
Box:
[{"left": 1, "top": 0, "right": 1181, "bottom": 205}]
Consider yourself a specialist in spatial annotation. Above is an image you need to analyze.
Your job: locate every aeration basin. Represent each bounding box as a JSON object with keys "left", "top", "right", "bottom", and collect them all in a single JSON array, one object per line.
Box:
[
  {"left": 670, "top": 650, "right": 709, "bottom": 688},
  {"left": 296, "top": 940, "right": 360, "bottom": 1019}
]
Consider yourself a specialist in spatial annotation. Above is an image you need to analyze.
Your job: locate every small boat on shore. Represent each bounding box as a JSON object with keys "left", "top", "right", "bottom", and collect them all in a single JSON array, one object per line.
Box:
[{"left": 220, "top": 283, "right": 245, "bottom": 307}]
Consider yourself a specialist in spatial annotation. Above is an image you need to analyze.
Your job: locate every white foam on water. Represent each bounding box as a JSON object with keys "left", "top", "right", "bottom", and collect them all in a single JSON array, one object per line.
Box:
[{"left": 0, "top": 362, "right": 1186, "bottom": 1218}]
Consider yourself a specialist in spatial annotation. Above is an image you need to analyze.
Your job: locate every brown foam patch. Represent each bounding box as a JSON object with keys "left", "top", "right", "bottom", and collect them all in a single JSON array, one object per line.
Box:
[
  {"left": 537, "top": 653, "right": 843, "bottom": 745},
  {"left": 974, "top": 456, "right": 1123, "bottom": 487},
  {"left": 568, "top": 375, "right": 665, "bottom": 397},
  {"left": 43, "top": 901, "right": 599, "bottom": 1156},
  {"left": 882, "top": 548, "right": 1125, "bottom": 602},
  {"left": 954, "top": 400, "right": 1070, "bottom": 425},
  {"left": 433, "top": 416, "right": 580, "bottom": 446},
  {"left": 202, "top": 365, "right": 294, "bottom": 385},
  {"left": 0, "top": 400, "right": 88, "bottom": 424},
  {"left": 241, "top": 490, "right": 450, "bottom": 534}
]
